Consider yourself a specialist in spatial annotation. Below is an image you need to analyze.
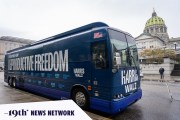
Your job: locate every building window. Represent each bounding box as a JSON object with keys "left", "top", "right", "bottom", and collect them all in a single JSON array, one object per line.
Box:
[
  {"left": 142, "top": 46, "right": 146, "bottom": 49},
  {"left": 147, "top": 29, "right": 149, "bottom": 33},
  {"left": 160, "top": 27, "right": 163, "bottom": 32},
  {"left": 156, "top": 28, "right": 159, "bottom": 32},
  {"left": 150, "top": 45, "right": 154, "bottom": 48},
  {"left": 151, "top": 28, "right": 153, "bottom": 33}
]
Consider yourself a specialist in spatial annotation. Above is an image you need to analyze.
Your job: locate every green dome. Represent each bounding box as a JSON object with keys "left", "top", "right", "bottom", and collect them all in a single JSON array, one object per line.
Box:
[
  {"left": 145, "top": 16, "right": 165, "bottom": 27},
  {"left": 145, "top": 10, "right": 165, "bottom": 27}
]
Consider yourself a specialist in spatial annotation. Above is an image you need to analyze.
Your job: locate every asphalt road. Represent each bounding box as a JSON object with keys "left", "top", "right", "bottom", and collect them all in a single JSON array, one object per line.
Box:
[{"left": 0, "top": 72, "right": 180, "bottom": 120}]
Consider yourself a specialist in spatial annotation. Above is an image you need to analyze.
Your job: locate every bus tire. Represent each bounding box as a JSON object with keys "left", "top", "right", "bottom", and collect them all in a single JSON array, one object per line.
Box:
[
  {"left": 12, "top": 78, "right": 16, "bottom": 88},
  {"left": 72, "top": 88, "right": 89, "bottom": 110},
  {"left": 8, "top": 77, "right": 13, "bottom": 87}
]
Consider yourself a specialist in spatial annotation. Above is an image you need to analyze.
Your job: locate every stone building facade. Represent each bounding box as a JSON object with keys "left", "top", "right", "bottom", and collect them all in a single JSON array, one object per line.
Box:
[
  {"left": 135, "top": 9, "right": 180, "bottom": 80},
  {"left": 0, "top": 36, "right": 34, "bottom": 69},
  {"left": 136, "top": 9, "right": 180, "bottom": 53},
  {"left": 168, "top": 37, "right": 180, "bottom": 55}
]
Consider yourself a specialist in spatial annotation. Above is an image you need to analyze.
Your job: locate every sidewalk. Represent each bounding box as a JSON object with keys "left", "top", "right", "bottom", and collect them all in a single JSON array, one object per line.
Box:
[{"left": 141, "top": 76, "right": 180, "bottom": 82}]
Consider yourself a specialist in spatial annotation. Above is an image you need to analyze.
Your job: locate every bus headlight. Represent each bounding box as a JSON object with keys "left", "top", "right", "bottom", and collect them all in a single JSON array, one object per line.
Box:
[
  {"left": 120, "top": 94, "right": 124, "bottom": 98},
  {"left": 114, "top": 94, "right": 124, "bottom": 100},
  {"left": 114, "top": 95, "right": 119, "bottom": 99}
]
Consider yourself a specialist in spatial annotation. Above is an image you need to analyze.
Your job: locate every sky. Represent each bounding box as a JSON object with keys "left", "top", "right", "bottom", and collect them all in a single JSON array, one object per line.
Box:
[{"left": 0, "top": 0, "right": 180, "bottom": 40}]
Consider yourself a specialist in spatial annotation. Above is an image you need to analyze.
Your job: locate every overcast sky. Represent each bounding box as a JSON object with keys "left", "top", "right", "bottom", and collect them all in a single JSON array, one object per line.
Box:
[{"left": 0, "top": 0, "right": 180, "bottom": 40}]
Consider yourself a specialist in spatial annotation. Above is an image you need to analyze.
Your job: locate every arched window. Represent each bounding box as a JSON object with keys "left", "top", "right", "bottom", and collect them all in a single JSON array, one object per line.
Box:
[
  {"left": 164, "top": 27, "right": 167, "bottom": 33},
  {"left": 147, "top": 29, "right": 149, "bottom": 33},
  {"left": 151, "top": 28, "right": 153, "bottom": 33},
  {"left": 156, "top": 27, "right": 159, "bottom": 32},
  {"left": 160, "top": 27, "right": 163, "bottom": 32}
]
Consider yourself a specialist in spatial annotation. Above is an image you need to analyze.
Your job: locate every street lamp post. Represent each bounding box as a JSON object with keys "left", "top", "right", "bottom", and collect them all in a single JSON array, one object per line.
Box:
[{"left": 174, "top": 42, "right": 177, "bottom": 51}]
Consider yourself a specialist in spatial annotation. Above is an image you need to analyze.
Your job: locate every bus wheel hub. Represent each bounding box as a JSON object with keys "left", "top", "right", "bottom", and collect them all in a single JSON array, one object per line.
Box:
[{"left": 75, "top": 92, "right": 86, "bottom": 106}]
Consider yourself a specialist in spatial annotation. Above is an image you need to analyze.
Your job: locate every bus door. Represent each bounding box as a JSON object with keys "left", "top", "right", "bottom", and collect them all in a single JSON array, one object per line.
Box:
[{"left": 91, "top": 41, "right": 109, "bottom": 97}]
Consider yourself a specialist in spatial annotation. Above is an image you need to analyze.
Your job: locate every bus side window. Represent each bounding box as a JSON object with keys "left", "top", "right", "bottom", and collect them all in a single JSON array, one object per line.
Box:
[{"left": 91, "top": 42, "right": 108, "bottom": 69}]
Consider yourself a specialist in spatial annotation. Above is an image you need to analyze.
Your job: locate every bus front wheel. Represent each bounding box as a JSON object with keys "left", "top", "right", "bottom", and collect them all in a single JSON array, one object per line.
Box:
[
  {"left": 72, "top": 88, "right": 89, "bottom": 110},
  {"left": 12, "top": 78, "right": 16, "bottom": 88}
]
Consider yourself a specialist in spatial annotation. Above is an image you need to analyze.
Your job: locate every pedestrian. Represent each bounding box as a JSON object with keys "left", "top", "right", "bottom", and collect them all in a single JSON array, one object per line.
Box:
[{"left": 159, "top": 67, "right": 165, "bottom": 82}]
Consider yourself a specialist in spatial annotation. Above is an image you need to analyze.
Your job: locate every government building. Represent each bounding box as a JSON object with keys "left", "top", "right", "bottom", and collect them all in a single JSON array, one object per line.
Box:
[
  {"left": 135, "top": 9, "right": 180, "bottom": 80},
  {"left": 135, "top": 9, "right": 180, "bottom": 54},
  {"left": 0, "top": 36, "right": 34, "bottom": 69}
]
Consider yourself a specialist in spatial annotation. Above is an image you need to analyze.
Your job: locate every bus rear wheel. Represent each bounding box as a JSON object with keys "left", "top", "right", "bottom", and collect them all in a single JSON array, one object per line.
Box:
[
  {"left": 72, "top": 88, "right": 89, "bottom": 110},
  {"left": 12, "top": 78, "right": 16, "bottom": 88}
]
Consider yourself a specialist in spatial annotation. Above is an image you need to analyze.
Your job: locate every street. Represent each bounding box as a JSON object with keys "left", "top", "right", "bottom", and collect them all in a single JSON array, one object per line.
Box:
[{"left": 0, "top": 72, "right": 180, "bottom": 120}]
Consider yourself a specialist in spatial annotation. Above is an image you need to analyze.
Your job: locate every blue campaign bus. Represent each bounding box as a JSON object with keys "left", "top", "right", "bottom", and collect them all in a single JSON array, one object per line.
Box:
[{"left": 4, "top": 22, "right": 142, "bottom": 114}]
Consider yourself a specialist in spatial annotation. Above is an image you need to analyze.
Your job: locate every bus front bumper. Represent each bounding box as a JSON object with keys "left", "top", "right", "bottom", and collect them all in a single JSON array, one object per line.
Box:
[{"left": 90, "top": 89, "right": 142, "bottom": 114}]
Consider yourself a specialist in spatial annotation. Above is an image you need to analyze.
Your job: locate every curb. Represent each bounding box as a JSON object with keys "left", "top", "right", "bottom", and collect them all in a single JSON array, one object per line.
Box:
[{"left": 141, "top": 78, "right": 180, "bottom": 82}]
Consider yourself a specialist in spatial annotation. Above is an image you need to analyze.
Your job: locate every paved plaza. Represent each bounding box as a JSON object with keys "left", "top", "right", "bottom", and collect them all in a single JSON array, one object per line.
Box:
[{"left": 0, "top": 72, "right": 180, "bottom": 120}]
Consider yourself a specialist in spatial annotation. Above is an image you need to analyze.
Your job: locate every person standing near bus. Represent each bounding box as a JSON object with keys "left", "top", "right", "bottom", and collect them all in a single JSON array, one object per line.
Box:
[{"left": 159, "top": 67, "right": 165, "bottom": 81}]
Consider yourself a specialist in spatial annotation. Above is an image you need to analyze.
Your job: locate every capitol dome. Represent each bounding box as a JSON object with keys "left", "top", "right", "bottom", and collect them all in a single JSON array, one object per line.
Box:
[
  {"left": 143, "top": 9, "right": 169, "bottom": 42},
  {"left": 145, "top": 15, "right": 165, "bottom": 27}
]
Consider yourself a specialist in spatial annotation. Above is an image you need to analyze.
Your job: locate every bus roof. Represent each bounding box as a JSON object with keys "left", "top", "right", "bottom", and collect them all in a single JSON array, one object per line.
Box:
[
  {"left": 31, "top": 22, "right": 108, "bottom": 45},
  {"left": 7, "top": 22, "right": 108, "bottom": 53}
]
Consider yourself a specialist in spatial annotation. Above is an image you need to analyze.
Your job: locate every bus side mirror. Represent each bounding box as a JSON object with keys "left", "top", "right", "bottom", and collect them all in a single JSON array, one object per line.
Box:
[{"left": 115, "top": 52, "right": 121, "bottom": 66}]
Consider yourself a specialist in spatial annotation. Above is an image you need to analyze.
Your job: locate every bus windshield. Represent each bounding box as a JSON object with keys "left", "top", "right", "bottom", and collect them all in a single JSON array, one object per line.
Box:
[
  {"left": 126, "top": 35, "right": 139, "bottom": 67},
  {"left": 108, "top": 29, "right": 139, "bottom": 67}
]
